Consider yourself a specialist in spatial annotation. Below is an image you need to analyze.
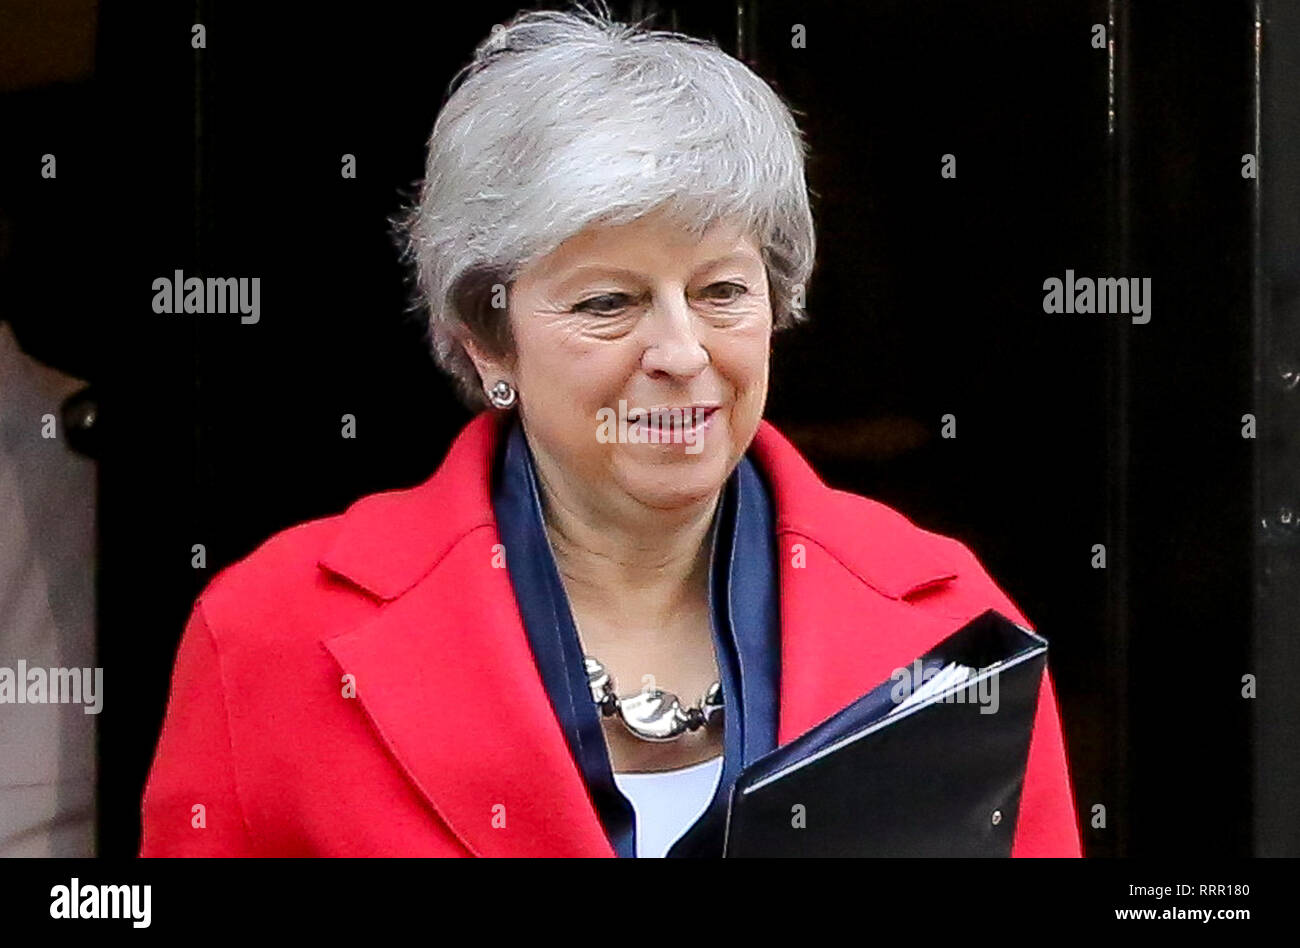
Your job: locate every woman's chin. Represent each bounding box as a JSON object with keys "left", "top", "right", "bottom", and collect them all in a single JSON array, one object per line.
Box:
[{"left": 614, "top": 452, "right": 732, "bottom": 511}]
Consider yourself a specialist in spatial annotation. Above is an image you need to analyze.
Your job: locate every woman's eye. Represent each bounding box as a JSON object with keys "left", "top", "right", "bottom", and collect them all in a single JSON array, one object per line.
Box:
[
  {"left": 700, "top": 282, "right": 747, "bottom": 303},
  {"left": 573, "top": 293, "right": 633, "bottom": 315},
  {"left": 571, "top": 285, "right": 745, "bottom": 314}
]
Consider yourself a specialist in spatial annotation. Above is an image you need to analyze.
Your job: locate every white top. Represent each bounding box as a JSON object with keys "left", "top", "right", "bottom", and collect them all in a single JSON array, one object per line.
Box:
[{"left": 612, "top": 755, "right": 725, "bottom": 858}]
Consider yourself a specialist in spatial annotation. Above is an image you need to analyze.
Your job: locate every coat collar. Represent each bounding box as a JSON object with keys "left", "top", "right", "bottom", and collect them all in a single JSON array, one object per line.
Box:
[
  {"left": 747, "top": 421, "right": 959, "bottom": 599},
  {"left": 319, "top": 411, "right": 957, "bottom": 603},
  {"left": 317, "top": 411, "right": 960, "bottom": 857}
]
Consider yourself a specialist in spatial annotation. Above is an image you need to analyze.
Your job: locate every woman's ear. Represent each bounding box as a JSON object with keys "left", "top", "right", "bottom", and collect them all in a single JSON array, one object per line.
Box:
[{"left": 459, "top": 332, "right": 514, "bottom": 394}]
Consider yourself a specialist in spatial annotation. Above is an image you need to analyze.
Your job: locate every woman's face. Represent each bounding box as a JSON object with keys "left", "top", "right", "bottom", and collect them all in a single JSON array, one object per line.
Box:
[{"left": 489, "top": 207, "right": 772, "bottom": 515}]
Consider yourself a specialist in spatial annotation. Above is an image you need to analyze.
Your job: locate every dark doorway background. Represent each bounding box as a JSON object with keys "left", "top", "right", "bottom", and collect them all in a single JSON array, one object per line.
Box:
[{"left": 1, "top": 0, "right": 1294, "bottom": 858}]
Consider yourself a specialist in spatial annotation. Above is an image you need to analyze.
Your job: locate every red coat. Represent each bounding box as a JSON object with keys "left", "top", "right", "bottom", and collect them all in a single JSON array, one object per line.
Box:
[{"left": 139, "top": 412, "right": 1083, "bottom": 857}]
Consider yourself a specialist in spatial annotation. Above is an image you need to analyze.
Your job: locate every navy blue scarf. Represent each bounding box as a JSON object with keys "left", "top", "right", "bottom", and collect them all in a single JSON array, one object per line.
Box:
[{"left": 490, "top": 418, "right": 780, "bottom": 857}]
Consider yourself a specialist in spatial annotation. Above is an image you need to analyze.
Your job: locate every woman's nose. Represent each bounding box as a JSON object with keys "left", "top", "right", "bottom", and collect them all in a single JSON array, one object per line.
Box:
[{"left": 639, "top": 294, "right": 710, "bottom": 378}]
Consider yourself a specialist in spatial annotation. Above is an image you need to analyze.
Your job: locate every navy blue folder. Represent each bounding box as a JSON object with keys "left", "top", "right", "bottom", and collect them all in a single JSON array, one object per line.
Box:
[{"left": 722, "top": 610, "right": 1048, "bottom": 857}]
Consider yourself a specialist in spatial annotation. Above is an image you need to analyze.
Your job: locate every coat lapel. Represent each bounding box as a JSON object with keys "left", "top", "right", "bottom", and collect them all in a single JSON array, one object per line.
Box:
[
  {"left": 320, "top": 560, "right": 615, "bottom": 857},
  {"left": 318, "top": 413, "right": 613, "bottom": 857},
  {"left": 748, "top": 423, "right": 962, "bottom": 744}
]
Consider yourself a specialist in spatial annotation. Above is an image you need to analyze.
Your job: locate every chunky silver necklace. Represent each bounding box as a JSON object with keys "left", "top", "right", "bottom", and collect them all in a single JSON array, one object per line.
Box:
[{"left": 584, "top": 656, "right": 723, "bottom": 742}]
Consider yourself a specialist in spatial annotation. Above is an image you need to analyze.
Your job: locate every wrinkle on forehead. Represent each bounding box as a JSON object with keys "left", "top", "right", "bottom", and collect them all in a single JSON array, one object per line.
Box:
[{"left": 519, "top": 209, "right": 763, "bottom": 287}]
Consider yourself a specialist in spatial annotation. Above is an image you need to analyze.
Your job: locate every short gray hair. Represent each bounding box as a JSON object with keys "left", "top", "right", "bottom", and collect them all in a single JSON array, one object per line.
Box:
[{"left": 393, "top": 4, "right": 816, "bottom": 409}]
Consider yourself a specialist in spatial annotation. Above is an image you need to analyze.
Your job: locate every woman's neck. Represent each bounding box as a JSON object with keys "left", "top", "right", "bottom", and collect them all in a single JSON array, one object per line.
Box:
[{"left": 530, "top": 458, "right": 720, "bottom": 635}]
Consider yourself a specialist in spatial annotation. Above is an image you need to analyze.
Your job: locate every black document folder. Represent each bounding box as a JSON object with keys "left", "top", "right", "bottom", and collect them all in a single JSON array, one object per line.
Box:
[{"left": 722, "top": 609, "right": 1047, "bottom": 857}]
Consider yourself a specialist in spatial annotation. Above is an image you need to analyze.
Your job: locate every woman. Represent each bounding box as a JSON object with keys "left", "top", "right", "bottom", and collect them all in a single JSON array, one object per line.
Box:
[{"left": 139, "top": 7, "right": 1081, "bottom": 858}]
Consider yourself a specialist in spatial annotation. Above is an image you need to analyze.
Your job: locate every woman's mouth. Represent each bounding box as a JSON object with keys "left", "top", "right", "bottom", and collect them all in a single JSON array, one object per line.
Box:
[{"left": 632, "top": 404, "right": 720, "bottom": 442}]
